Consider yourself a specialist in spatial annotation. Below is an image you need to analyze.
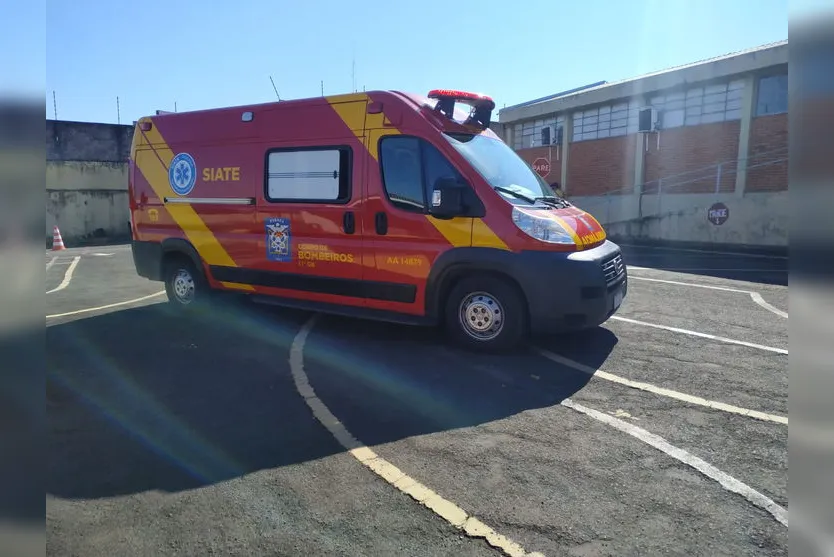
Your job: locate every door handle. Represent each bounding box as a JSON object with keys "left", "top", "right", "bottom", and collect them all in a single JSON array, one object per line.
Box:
[
  {"left": 343, "top": 211, "right": 355, "bottom": 234},
  {"left": 375, "top": 212, "right": 388, "bottom": 235}
]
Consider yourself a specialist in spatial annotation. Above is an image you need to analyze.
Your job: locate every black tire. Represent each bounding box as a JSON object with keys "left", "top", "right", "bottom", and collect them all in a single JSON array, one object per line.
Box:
[
  {"left": 444, "top": 275, "right": 527, "bottom": 352},
  {"left": 163, "top": 256, "right": 209, "bottom": 310}
]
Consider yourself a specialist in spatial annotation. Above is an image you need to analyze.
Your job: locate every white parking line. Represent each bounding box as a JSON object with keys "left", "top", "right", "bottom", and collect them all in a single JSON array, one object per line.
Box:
[
  {"left": 46, "top": 291, "right": 166, "bottom": 320},
  {"left": 610, "top": 315, "right": 788, "bottom": 355},
  {"left": 536, "top": 348, "right": 787, "bottom": 425},
  {"left": 617, "top": 243, "right": 788, "bottom": 260},
  {"left": 46, "top": 256, "right": 58, "bottom": 270},
  {"left": 291, "top": 315, "right": 542, "bottom": 557},
  {"left": 749, "top": 292, "right": 788, "bottom": 319},
  {"left": 626, "top": 275, "right": 788, "bottom": 319},
  {"left": 46, "top": 256, "right": 80, "bottom": 294},
  {"left": 561, "top": 399, "right": 788, "bottom": 527}
]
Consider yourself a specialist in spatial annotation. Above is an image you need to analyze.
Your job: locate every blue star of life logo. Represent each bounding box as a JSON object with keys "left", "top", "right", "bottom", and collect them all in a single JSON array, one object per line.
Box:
[{"left": 169, "top": 153, "right": 197, "bottom": 196}]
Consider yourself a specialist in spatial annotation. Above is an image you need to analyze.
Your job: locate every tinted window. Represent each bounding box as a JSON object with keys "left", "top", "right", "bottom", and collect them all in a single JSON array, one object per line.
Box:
[
  {"left": 380, "top": 137, "right": 464, "bottom": 213},
  {"left": 380, "top": 137, "right": 424, "bottom": 212},
  {"left": 756, "top": 74, "right": 788, "bottom": 116},
  {"left": 423, "top": 141, "right": 463, "bottom": 191}
]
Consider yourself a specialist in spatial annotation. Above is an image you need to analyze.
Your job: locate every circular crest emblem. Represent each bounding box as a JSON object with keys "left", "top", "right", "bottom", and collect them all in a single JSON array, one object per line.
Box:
[{"left": 169, "top": 153, "right": 197, "bottom": 196}]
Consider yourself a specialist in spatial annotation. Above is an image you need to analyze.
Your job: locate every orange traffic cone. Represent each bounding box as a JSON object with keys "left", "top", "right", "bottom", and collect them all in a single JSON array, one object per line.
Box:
[{"left": 52, "top": 225, "right": 66, "bottom": 251}]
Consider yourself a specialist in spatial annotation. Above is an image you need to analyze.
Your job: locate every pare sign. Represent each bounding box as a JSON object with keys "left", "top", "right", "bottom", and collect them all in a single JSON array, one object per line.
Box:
[
  {"left": 707, "top": 202, "right": 729, "bottom": 225},
  {"left": 532, "top": 157, "right": 551, "bottom": 179}
]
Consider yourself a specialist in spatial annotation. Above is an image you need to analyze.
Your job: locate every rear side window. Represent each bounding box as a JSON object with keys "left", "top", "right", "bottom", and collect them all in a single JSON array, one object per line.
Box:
[
  {"left": 379, "top": 136, "right": 464, "bottom": 213},
  {"left": 265, "top": 146, "right": 352, "bottom": 203}
]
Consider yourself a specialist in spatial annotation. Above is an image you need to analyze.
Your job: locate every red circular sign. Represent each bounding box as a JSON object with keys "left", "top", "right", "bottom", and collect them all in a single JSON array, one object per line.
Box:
[{"left": 532, "top": 157, "right": 551, "bottom": 179}]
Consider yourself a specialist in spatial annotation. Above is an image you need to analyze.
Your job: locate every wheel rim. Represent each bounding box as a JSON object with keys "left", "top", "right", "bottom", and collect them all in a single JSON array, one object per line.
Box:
[
  {"left": 458, "top": 291, "right": 505, "bottom": 341},
  {"left": 172, "top": 268, "right": 196, "bottom": 304}
]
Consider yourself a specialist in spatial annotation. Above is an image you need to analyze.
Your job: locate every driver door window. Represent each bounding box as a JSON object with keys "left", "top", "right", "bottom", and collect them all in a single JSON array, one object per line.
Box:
[{"left": 379, "top": 136, "right": 464, "bottom": 213}]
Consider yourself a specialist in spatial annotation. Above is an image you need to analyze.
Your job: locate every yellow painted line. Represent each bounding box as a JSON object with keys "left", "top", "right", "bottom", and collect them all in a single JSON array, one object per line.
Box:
[
  {"left": 536, "top": 348, "right": 787, "bottom": 425},
  {"left": 291, "top": 315, "right": 543, "bottom": 557},
  {"left": 46, "top": 291, "right": 166, "bottom": 320},
  {"left": 134, "top": 121, "right": 254, "bottom": 291},
  {"left": 46, "top": 256, "right": 80, "bottom": 294}
]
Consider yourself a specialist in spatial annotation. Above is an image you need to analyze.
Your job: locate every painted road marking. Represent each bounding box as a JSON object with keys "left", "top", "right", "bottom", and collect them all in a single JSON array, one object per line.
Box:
[
  {"left": 46, "top": 256, "right": 80, "bottom": 294},
  {"left": 46, "top": 256, "right": 58, "bottom": 270},
  {"left": 749, "top": 292, "right": 788, "bottom": 319},
  {"left": 610, "top": 315, "right": 788, "bottom": 355},
  {"left": 560, "top": 398, "right": 788, "bottom": 527},
  {"left": 536, "top": 348, "right": 787, "bottom": 425},
  {"left": 617, "top": 243, "right": 788, "bottom": 260},
  {"left": 46, "top": 291, "right": 165, "bottom": 320},
  {"left": 626, "top": 274, "right": 788, "bottom": 319},
  {"left": 291, "top": 315, "right": 542, "bottom": 557}
]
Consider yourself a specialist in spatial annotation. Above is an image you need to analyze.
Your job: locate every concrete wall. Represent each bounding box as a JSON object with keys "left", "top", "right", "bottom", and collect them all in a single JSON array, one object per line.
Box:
[
  {"left": 571, "top": 191, "right": 788, "bottom": 247},
  {"left": 46, "top": 120, "right": 134, "bottom": 245}
]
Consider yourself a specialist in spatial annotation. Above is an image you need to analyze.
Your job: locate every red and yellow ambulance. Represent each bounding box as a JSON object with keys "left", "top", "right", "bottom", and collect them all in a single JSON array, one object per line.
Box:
[{"left": 128, "top": 89, "right": 627, "bottom": 351}]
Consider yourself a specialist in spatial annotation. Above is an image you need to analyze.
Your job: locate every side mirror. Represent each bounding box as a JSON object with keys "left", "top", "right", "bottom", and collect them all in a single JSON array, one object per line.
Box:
[{"left": 429, "top": 178, "right": 466, "bottom": 219}]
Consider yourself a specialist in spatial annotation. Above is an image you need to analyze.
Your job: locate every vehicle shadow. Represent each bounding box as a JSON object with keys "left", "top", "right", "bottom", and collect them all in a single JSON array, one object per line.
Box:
[
  {"left": 619, "top": 245, "right": 788, "bottom": 286},
  {"left": 46, "top": 300, "right": 616, "bottom": 501}
]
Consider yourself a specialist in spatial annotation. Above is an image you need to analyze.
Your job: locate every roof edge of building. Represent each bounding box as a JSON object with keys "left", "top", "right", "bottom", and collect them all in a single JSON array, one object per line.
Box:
[{"left": 499, "top": 39, "right": 788, "bottom": 124}]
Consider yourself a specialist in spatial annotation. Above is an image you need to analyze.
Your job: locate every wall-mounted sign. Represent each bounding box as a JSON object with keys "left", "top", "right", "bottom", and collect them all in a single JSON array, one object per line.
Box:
[
  {"left": 532, "top": 157, "right": 551, "bottom": 179},
  {"left": 707, "top": 202, "right": 729, "bottom": 225}
]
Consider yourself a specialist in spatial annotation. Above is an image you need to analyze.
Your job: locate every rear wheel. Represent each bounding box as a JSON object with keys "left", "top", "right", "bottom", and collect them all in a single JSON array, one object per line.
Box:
[
  {"left": 444, "top": 275, "right": 527, "bottom": 352},
  {"left": 163, "top": 257, "right": 208, "bottom": 310}
]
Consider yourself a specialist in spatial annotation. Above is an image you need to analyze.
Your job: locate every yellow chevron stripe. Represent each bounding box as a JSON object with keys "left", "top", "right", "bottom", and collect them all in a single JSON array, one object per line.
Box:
[
  {"left": 134, "top": 118, "right": 254, "bottom": 291},
  {"left": 325, "top": 98, "right": 508, "bottom": 250}
]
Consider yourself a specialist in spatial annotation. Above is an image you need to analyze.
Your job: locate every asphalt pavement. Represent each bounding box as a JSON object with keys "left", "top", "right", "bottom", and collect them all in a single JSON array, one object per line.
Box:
[{"left": 45, "top": 242, "right": 788, "bottom": 556}]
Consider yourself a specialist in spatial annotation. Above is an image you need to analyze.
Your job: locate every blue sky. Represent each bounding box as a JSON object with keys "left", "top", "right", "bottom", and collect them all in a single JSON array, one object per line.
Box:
[{"left": 4, "top": 0, "right": 814, "bottom": 124}]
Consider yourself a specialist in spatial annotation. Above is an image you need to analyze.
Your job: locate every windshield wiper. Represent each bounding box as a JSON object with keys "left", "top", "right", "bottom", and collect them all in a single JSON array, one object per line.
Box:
[
  {"left": 494, "top": 186, "right": 537, "bottom": 204},
  {"left": 535, "top": 195, "right": 571, "bottom": 208}
]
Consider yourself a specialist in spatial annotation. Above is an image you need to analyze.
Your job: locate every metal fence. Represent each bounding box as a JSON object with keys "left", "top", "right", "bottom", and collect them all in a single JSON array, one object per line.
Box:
[{"left": 567, "top": 146, "right": 788, "bottom": 226}]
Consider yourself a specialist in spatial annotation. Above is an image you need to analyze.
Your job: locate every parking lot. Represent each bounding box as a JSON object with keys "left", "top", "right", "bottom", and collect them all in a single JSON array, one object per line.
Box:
[{"left": 45, "top": 243, "right": 788, "bottom": 557}]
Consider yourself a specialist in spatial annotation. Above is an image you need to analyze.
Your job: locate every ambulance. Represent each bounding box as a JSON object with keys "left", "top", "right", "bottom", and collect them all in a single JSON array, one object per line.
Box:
[{"left": 128, "top": 89, "right": 627, "bottom": 351}]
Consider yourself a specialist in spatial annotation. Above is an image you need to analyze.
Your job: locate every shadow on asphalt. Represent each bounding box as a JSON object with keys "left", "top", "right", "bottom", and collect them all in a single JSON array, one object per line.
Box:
[
  {"left": 619, "top": 246, "right": 788, "bottom": 286},
  {"left": 46, "top": 300, "right": 616, "bottom": 501}
]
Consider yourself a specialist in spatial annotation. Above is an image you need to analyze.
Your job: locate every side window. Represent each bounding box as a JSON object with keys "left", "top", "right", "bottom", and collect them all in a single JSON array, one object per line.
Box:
[
  {"left": 380, "top": 137, "right": 425, "bottom": 212},
  {"left": 756, "top": 74, "right": 788, "bottom": 116},
  {"left": 265, "top": 146, "right": 351, "bottom": 203},
  {"left": 380, "top": 136, "right": 465, "bottom": 213},
  {"left": 423, "top": 141, "right": 464, "bottom": 191}
]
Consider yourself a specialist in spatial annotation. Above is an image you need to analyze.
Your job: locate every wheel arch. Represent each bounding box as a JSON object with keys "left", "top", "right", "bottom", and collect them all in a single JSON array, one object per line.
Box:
[
  {"left": 161, "top": 238, "right": 203, "bottom": 272},
  {"left": 426, "top": 248, "right": 530, "bottom": 327}
]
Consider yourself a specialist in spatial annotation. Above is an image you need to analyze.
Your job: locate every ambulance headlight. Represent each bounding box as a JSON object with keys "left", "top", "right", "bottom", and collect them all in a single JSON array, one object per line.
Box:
[{"left": 511, "top": 207, "right": 575, "bottom": 245}]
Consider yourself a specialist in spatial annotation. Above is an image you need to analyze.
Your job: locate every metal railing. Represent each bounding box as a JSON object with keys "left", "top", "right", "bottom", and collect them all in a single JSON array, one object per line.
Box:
[{"left": 565, "top": 146, "right": 788, "bottom": 226}]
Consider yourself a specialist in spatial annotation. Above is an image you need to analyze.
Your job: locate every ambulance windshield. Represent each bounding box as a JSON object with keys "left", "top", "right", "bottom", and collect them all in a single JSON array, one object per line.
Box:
[{"left": 443, "top": 133, "right": 559, "bottom": 205}]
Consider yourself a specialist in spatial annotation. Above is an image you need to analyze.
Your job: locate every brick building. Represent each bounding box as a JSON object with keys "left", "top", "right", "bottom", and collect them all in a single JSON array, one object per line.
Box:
[{"left": 496, "top": 41, "right": 788, "bottom": 199}]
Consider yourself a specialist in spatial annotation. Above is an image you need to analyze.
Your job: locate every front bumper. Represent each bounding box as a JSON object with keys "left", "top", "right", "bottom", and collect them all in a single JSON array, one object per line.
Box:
[{"left": 515, "top": 240, "right": 627, "bottom": 335}]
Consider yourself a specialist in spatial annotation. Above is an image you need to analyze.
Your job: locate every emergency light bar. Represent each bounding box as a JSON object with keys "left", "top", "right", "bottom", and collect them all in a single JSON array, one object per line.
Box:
[{"left": 427, "top": 89, "right": 495, "bottom": 130}]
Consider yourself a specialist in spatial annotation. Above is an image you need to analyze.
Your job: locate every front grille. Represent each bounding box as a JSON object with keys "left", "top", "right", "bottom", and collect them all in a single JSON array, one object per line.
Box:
[{"left": 602, "top": 253, "right": 625, "bottom": 285}]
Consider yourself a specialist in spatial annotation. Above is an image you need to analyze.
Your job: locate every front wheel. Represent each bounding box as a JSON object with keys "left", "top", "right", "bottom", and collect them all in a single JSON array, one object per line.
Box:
[
  {"left": 444, "top": 275, "right": 527, "bottom": 352},
  {"left": 164, "top": 258, "right": 208, "bottom": 310}
]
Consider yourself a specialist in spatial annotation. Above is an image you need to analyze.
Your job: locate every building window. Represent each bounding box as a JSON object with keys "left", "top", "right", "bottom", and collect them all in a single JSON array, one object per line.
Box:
[
  {"left": 649, "top": 78, "right": 744, "bottom": 128},
  {"left": 512, "top": 114, "right": 565, "bottom": 149},
  {"left": 265, "top": 146, "right": 351, "bottom": 203},
  {"left": 756, "top": 74, "right": 788, "bottom": 116},
  {"left": 379, "top": 136, "right": 464, "bottom": 213},
  {"left": 572, "top": 100, "right": 640, "bottom": 142}
]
